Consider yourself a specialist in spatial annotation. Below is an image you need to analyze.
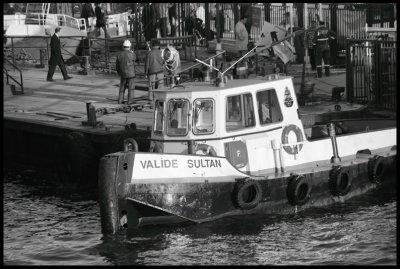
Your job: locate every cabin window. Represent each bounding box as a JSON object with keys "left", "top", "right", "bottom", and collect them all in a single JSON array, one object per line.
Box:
[
  {"left": 256, "top": 89, "right": 283, "bottom": 125},
  {"left": 166, "top": 99, "right": 190, "bottom": 136},
  {"left": 193, "top": 99, "right": 214, "bottom": 134},
  {"left": 154, "top": 100, "right": 165, "bottom": 134},
  {"left": 226, "top": 93, "right": 255, "bottom": 132}
]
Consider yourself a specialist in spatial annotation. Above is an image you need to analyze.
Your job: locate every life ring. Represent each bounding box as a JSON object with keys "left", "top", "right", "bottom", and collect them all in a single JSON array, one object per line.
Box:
[
  {"left": 232, "top": 179, "right": 263, "bottom": 210},
  {"left": 329, "top": 166, "right": 352, "bottom": 196},
  {"left": 287, "top": 175, "right": 311, "bottom": 206},
  {"left": 196, "top": 144, "right": 217, "bottom": 156},
  {"left": 54, "top": 131, "right": 97, "bottom": 184},
  {"left": 281, "top": 124, "right": 304, "bottom": 155},
  {"left": 368, "top": 155, "right": 385, "bottom": 183}
]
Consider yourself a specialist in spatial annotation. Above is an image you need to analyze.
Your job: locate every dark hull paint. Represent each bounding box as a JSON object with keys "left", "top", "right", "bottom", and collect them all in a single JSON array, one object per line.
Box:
[{"left": 98, "top": 152, "right": 396, "bottom": 232}]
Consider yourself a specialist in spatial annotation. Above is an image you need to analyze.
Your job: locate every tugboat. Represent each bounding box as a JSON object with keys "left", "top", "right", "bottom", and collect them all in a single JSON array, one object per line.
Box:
[{"left": 98, "top": 56, "right": 396, "bottom": 234}]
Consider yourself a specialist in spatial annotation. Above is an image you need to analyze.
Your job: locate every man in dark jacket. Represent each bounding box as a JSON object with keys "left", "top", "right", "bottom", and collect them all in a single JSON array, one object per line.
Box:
[
  {"left": 46, "top": 27, "right": 72, "bottom": 81},
  {"left": 80, "top": 3, "right": 95, "bottom": 30},
  {"left": 145, "top": 39, "right": 165, "bottom": 100},
  {"left": 116, "top": 40, "right": 136, "bottom": 104},
  {"left": 312, "top": 21, "right": 336, "bottom": 77},
  {"left": 94, "top": 3, "right": 110, "bottom": 38}
]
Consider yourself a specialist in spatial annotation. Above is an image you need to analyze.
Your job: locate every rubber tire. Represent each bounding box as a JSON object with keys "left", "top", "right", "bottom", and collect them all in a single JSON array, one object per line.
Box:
[
  {"left": 368, "top": 155, "right": 385, "bottom": 183},
  {"left": 329, "top": 167, "right": 352, "bottom": 196},
  {"left": 232, "top": 180, "right": 263, "bottom": 210},
  {"left": 287, "top": 175, "right": 311, "bottom": 206},
  {"left": 55, "top": 132, "right": 97, "bottom": 184}
]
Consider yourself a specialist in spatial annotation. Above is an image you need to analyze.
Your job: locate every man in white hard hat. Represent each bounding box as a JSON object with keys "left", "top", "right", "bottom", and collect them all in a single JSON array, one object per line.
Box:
[{"left": 116, "top": 40, "right": 136, "bottom": 104}]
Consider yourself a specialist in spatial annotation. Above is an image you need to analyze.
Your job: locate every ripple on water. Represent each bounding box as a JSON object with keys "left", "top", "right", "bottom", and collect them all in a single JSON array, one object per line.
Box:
[{"left": 3, "top": 168, "right": 397, "bottom": 265}]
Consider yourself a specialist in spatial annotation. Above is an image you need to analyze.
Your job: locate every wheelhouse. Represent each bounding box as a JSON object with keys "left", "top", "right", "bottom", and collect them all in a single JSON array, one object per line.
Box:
[{"left": 149, "top": 76, "right": 304, "bottom": 175}]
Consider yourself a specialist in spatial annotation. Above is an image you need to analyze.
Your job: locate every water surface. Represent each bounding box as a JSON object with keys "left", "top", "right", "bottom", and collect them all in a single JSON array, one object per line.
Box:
[{"left": 3, "top": 168, "right": 397, "bottom": 265}]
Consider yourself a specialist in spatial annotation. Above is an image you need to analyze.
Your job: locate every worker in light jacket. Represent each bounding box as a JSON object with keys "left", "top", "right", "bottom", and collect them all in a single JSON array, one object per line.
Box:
[
  {"left": 116, "top": 40, "right": 136, "bottom": 105},
  {"left": 312, "top": 21, "right": 336, "bottom": 77}
]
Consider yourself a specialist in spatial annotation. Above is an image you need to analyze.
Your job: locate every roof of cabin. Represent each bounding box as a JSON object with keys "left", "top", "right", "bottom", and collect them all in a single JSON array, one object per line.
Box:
[{"left": 153, "top": 76, "right": 293, "bottom": 94}]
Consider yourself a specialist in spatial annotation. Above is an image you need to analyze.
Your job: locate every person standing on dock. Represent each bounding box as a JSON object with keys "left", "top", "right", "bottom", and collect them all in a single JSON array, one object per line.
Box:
[
  {"left": 46, "top": 27, "right": 72, "bottom": 82},
  {"left": 116, "top": 40, "right": 136, "bottom": 105},
  {"left": 234, "top": 15, "right": 249, "bottom": 78},
  {"left": 145, "top": 39, "right": 165, "bottom": 101},
  {"left": 313, "top": 20, "right": 336, "bottom": 78},
  {"left": 305, "top": 20, "right": 317, "bottom": 71}
]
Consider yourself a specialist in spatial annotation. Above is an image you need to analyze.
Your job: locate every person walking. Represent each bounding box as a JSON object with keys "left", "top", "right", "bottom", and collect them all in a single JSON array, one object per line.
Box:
[
  {"left": 94, "top": 3, "right": 110, "bottom": 38},
  {"left": 116, "top": 40, "right": 136, "bottom": 105},
  {"left": 313, "top": 20, "right": 336, "bottom": 77},
  {"left": 46, "top": 27, "right": 72, "bottom": 81},
  {"left": 145, "top": 39, "right": 165, "bottom": 101},
  {"left": 80, "top": 3, "right": 95, "bottom": 31},
  {"left": 305, "top": 20, "right": 317, "bottom": 70}
]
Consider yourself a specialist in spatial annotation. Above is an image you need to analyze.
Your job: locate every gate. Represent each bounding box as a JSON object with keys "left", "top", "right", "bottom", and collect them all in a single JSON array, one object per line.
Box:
[{"left": 346, "top": 39, "right": 396, "bottom": 111}]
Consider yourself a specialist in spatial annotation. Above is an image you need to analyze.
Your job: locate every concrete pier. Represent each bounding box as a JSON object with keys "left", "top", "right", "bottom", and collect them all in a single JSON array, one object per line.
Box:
[{"left": 4, "top": 47, "right": 367, "bottom": 185}]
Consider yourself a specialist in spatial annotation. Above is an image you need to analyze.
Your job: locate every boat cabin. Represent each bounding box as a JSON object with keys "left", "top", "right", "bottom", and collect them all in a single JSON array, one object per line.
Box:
[{"left": 150, "top": 75, "right": 306, "bottom": 175}]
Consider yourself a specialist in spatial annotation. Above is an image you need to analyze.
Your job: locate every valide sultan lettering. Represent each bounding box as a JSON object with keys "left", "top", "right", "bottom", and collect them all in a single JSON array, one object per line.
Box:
[{"left": 139, "top": 159, "right": 222, "bottom": 169}]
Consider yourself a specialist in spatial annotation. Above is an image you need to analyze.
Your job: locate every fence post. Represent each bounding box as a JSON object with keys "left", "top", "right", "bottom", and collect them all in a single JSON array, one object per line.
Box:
[
  {"left": 374, "top": 41, "right": 382, "bottom": 109},
  {"left": 46, "top": 36, "right": 50, "bottom": 65},
  {"left": 345, "top": 38, "right": 353, "bottom": 103},
  {"left": 205, "top": 3, "right": 210, "bottom": 40},
  {"left": 11, "top": 37, "right": 15, "bottom": 66}
]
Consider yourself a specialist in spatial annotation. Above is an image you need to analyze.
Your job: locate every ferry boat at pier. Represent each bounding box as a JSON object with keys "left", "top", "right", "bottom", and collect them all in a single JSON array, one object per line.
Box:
[
  {"left": 3, "top": 3, "right": 132, "bottom": 62},
  {"left": 98, "top": 65, "right": 396, "bottom": 234}
]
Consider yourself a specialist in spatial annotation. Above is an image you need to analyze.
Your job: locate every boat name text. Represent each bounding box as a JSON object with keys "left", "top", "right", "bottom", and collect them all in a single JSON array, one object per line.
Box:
[{"left": 139, "top": 159, "right": 222, "bottom": 169}]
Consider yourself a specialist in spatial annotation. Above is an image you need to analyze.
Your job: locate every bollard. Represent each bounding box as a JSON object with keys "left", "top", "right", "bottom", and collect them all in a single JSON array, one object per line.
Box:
[
  {"left": 79, "top": 55, "right": 90, "bottom": 75},
  {"left": 328, "top": 122, "right": 341, "bottom": 163},
  {"left": 271, "top": 139, "right": 282, "bottom": 174},
  {"left": 82, "top": 101, "right": 103, "bottom": 127},
  {"left": 36, "top": 49, "right": 46, "bottom": 68}
]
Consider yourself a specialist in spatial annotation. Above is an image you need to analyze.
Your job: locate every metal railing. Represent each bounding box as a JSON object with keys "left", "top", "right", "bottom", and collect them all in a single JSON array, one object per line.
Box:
[
  {"left": 346, "top": 38, "right": 396, "bottom": 111},
  {"left": 3, "top": 58, "right": 24, "bottom": 94},
  {"left": 22, "top": 13, "right": 87, "bottom": 31}
]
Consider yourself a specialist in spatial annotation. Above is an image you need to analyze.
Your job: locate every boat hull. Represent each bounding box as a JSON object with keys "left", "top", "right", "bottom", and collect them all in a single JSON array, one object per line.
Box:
[{"left": 98, "top": 146, "right": 396, "bottom": 233}]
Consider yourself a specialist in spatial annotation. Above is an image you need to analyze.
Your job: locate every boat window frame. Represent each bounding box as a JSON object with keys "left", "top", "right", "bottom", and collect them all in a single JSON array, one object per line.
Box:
[
  {"left": 225, "top": 92, "right": 256, "bottom": 132},
  {"left": 166, "top": 98, "right": 191, "bottom": 137},
  {"left": 192, "top": 98, "right": 215, "bottom": 135},
  {"left": 153, "top": 99, "right": 165, "bottom": 135},
  {"left": 256, "top": 88, "right": 284, "bottom": 126}
]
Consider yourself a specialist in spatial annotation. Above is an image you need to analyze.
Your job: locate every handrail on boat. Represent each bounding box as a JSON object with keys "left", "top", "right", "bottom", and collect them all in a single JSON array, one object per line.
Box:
[{"left": 5, "top": 13, "right": 87, "bottom": 32}]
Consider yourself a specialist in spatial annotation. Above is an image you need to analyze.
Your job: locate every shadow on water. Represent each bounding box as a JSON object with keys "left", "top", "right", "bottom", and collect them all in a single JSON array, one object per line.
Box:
[{"left": 4, "top": 166, "right": 98, "bottom": 202}]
